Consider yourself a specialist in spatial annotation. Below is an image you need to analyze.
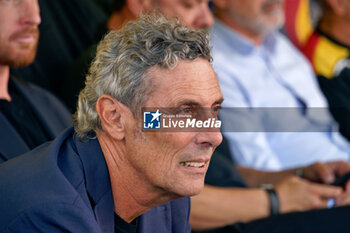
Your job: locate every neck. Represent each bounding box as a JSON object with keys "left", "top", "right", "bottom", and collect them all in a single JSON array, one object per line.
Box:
[
  {"left": 0, "top": 65, "right": 11, "bottom": 101},
  {"left": 319, "top": 13, "right": 350, "bottom": 46},
  {"left": 107, "top": 7, "right": 136, "bottom": 31},
  {"left": 216, "top": 13, "right": 264, "bottom": 45},
  {"left": 97, "top": 133, "right": 174, "bottom": 223}
]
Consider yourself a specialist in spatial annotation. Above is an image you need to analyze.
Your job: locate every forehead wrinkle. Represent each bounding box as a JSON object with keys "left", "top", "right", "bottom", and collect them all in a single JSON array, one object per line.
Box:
[
  {"left": 146, "top": 60, "right": 220, "bottom": 106},
  {"left": 169, "top": 92, "right": 222, "bottom": 108},
  {"left": 163, "top": 77, "right": 221, "bottom": 106}
]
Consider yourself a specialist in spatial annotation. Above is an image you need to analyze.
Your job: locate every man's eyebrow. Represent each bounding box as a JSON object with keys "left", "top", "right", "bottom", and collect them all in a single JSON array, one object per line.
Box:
[
  {"left": 176, "top": 98, "right": 224, "bottom": 107},
  {"left": 177, "top": 101, "right": 200, "bottom": 107}
]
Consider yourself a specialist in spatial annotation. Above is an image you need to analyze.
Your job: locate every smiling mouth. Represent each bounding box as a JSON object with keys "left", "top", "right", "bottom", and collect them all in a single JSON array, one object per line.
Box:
[{"left": 180, "top": 161, "right": 206, "bottom": 168}]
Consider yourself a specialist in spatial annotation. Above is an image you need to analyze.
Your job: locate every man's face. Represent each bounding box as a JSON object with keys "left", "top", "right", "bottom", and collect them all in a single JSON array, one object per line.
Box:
[
  {"left": 336, "top": 0, "right": 350, "bottom": 22},
  {"left": 0, "top": 0, "right": 41, "bottom": 67},
  {"left": 343, "top": 1, "right": 350, "bottom": 21},
  {"left": 125, "top": 58, "right": 223, "bottom": 198},
  {"left": 221, "top": 0, "right": 284, "bottom": 35},
  {"left": 151, "top": 0, "right": 214, "bottom": 29}
]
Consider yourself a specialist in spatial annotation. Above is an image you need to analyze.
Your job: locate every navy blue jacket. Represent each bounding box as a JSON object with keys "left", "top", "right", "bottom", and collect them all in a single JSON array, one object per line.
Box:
[
  {"left": 0, "top": 128, "right": 191, "bottom": 233},
  {"left": 0, "top": 77, "right": 72, "bottom": 162}
]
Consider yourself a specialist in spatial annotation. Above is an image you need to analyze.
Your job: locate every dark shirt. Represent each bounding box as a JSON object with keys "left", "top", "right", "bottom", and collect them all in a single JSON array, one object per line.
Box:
[
  {"left": 114, "top": 214, "right": 138, "bottom": 233},
  {"left": 0, "top": 78, "right": 50, "bottom": 149},
  {"left": 302, "top": 27, "right": 350, "bottom": 140}
]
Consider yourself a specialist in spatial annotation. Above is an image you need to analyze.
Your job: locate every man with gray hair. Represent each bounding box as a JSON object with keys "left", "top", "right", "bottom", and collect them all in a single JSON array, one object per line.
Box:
[{"left": 0, "top": 14, "right": 223, "bottom": 232}]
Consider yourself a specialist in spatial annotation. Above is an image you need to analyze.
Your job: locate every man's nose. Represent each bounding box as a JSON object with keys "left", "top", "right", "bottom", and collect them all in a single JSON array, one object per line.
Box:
[
  {"left": 193, "top": 3, "right": 214, "bottom": 29},
  {"left": 19, "top": 0, "right": 41, "bottom": 26},
  {"left": 195, "top": 131, "right": 223, "bottom": 148}
]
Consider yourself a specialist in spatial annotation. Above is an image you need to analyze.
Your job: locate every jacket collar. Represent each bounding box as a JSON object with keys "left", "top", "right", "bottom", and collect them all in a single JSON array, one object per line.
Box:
[{"left": 73, "top": 133, "right": 114, "bottom": 233}]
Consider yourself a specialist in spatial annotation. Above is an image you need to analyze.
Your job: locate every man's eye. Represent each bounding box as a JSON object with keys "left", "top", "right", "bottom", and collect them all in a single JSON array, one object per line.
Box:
[
  {"left": 180, "top": 107, "right": 192, "bottom": 114},
  {"left": 0, "top": 0, "right": 21, "bottom": 5},
  {"left": 182, "top": 1, "right": 195, "bottom": 9},
  {"left": 177, "top": 106, "right": 197, "bottom": 116},
  {"left": 212, "top": 105, "right": 221, "bottom": 117},
  {"left": 213, "top": 105, "right": 221, "bottom": 112}
]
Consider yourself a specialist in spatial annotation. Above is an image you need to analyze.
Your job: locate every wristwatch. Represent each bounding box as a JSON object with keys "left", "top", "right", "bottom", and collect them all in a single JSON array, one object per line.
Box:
[{"left": 261, "top": 184, "right": 280, "bottom": 216}]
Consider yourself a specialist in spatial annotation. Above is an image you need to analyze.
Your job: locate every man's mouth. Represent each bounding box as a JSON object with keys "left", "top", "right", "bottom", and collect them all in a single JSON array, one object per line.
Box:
[
  {"left": 180, "top": 161, "right": 206, "bottom": 168},
  {"left": 13, "top": 35, "right": 37, "bottom": 44},
  {"left": 10, "top": 28, "right": 39, "bottom": 44}
]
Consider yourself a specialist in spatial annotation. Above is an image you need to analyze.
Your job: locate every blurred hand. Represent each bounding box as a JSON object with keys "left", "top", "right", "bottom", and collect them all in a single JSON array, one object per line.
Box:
[
  {"left": 335, "top": 180, "right": 350, "bottom": 206},
  {"left": 275, "top": 176, "right": 342, "bottom": 213},
  {"left": 303, "top": 161, "right": 350, "bottom": 184}
]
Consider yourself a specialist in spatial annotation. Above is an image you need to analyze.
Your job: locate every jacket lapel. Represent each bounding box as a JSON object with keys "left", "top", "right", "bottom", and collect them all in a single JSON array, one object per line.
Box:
[{"left": 74, "top": 134, "right": 114, "bottom": 233}]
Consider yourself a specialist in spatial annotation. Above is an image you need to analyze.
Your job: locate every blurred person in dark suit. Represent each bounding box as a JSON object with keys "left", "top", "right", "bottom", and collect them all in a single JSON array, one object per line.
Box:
[{"left": 0, "top": 0, "right": 71, "bottom": 162}]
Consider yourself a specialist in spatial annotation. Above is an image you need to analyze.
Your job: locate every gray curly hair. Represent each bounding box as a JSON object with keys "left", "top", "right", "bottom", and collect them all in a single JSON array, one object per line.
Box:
[{"left": 73, "top": 14, "right": 211, "bottom": 138}]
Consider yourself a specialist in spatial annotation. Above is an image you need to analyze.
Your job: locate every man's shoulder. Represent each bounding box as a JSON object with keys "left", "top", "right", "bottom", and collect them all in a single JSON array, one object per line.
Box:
[
  {"left": 11, "top": 76, "right": 70, "bottom": 114},
  {"left": 267, "top": 31, "right": 315, "bottom": 76},
  {"left": 305, "top": 30, "right": 350, "bottom": 79},
  {"left": 11, "top": 76, "right": 60, "bottom": 102},
  {"left": 0, "top": 128, "right": 88, "bottom": 230},
  {"left": 211, "top": 29, "right": 306, "bottom": 71},
  {"left": 270, "top": 31, "right": 309, "bottom": 59},
  {"left": 10, "top": 76, "right": 72, "bottom": 132},
  {"left": 1, "top": 199, "right": 100, "bottom": 233},
  {"left": 0, "top": 127, "right": 79, "bottom": 190}
]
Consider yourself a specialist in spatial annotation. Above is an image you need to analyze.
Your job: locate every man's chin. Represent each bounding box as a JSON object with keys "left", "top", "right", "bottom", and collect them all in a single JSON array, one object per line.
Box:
[
  {"left": 4, "top": 52, "right": 37, "bottom": 68},
  {"left": 11, "top": 57, "right": 36, "bottom": 67},
  {"left": 185, "top": 187, "right": 204, "bottom": 197},
  {"left": 176, "top": 182, "right": 205, "bottom": 197},
  {"left": 0, "top": 41, "right": 38, "bottom": 67}
]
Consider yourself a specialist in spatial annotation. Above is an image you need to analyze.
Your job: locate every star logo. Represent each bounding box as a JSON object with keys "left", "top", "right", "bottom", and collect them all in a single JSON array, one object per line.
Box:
[
  {"left": 150, "top": 109, "right": 162, "bottom": 122},
  {"left": 143, "top": 109, "right": 162, "bottom": 129}
]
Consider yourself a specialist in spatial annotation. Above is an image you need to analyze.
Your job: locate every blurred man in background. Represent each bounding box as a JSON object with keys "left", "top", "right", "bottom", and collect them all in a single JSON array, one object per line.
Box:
[
  {"left": 190, "top": 0, "right": 350, "bottom": 232},
  {"left": 0, "top": 0, "right": 71, "bottom": 162},
  {"left": 210, "top": 0, "right": 350, "bottom": 171},
  {"left": 302, "top": 0, "right": 350, "bottom": 141}
]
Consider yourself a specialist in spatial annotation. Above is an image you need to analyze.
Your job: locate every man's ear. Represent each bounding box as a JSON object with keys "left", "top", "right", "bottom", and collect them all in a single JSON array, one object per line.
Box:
[
  {"left": 96, "top": 94, "right": 126, "bottom": 140},
  {"left": 126, "top": 0, "right": 153, "bottom": 16},
  {"left": 327, "top": 0, "right": 346, "bottom": 16}
]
